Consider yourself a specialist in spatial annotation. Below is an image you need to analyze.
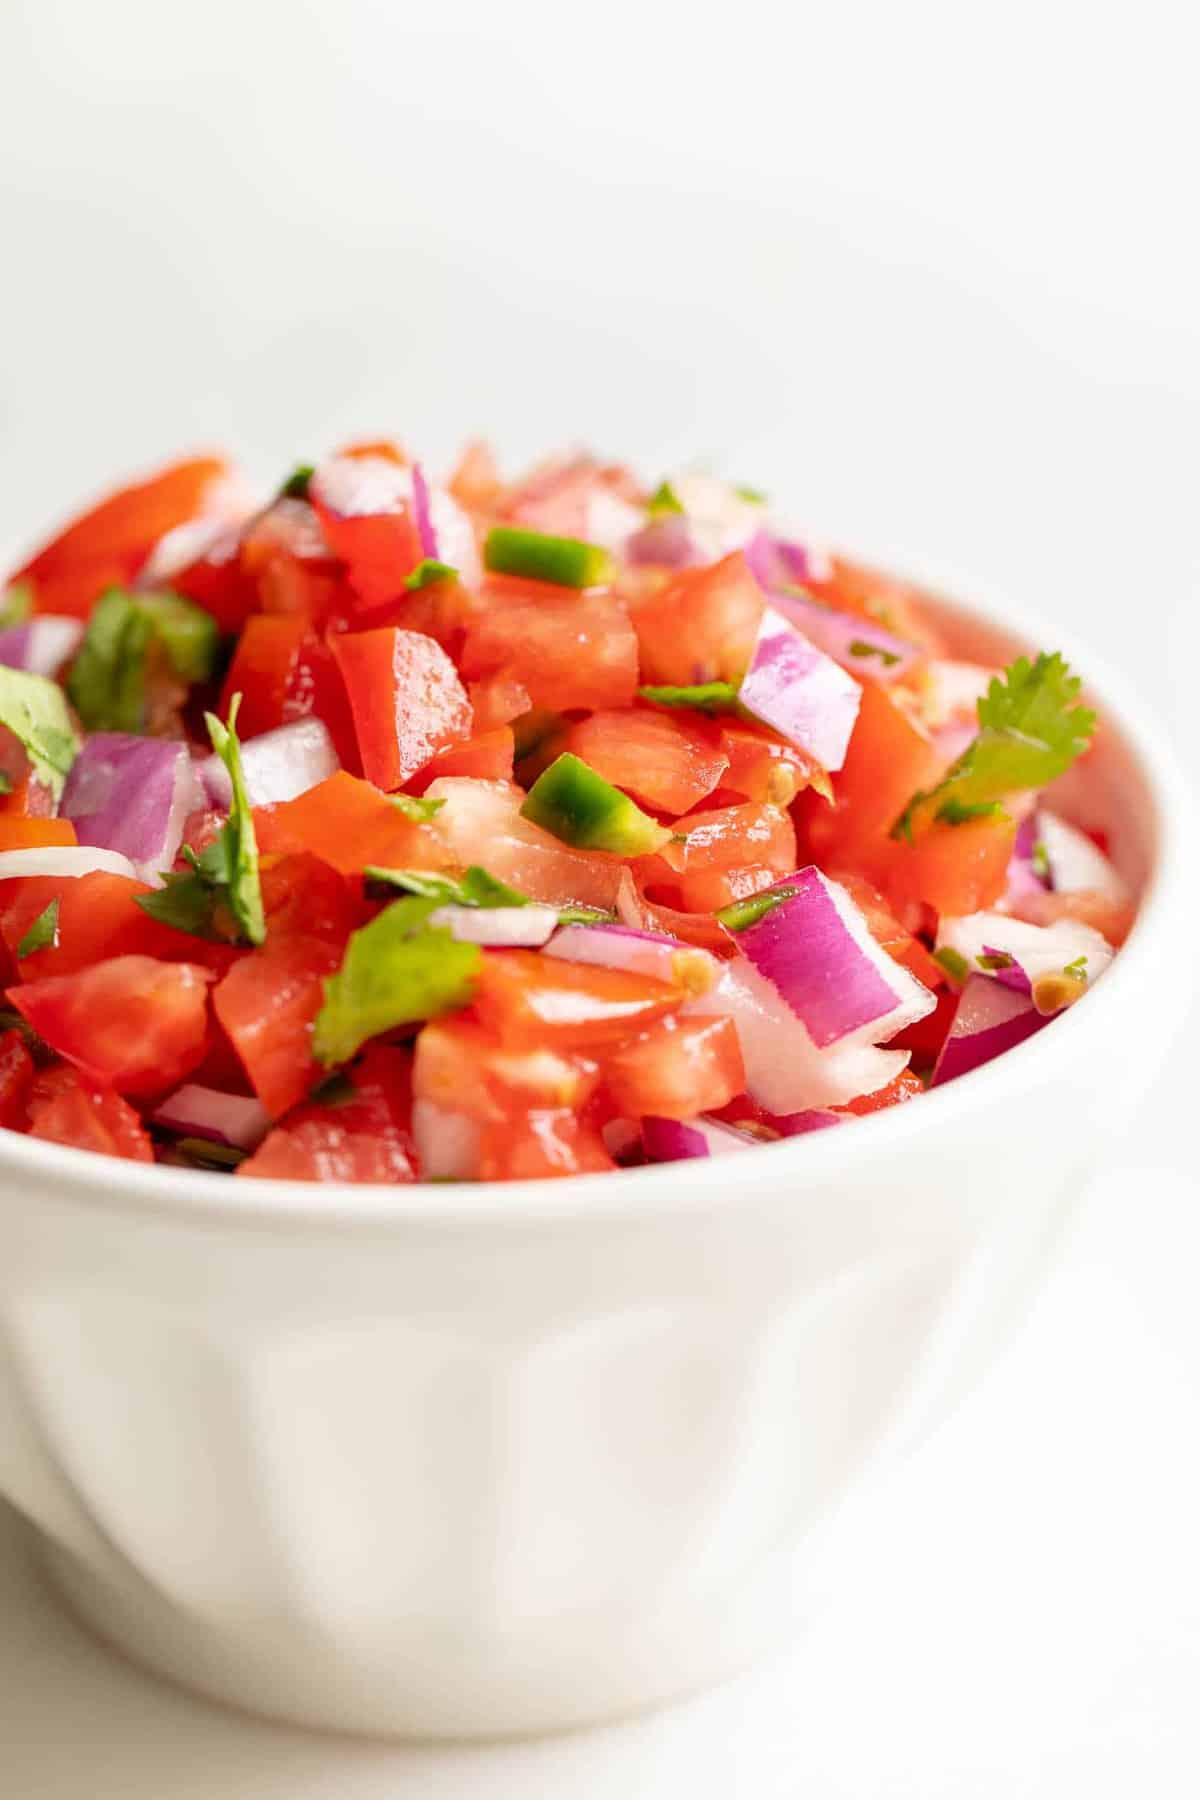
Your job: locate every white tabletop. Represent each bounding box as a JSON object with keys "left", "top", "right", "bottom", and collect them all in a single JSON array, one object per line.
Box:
[{"left": 1, "top": 2, "right": 1198, "bottom": 1790}]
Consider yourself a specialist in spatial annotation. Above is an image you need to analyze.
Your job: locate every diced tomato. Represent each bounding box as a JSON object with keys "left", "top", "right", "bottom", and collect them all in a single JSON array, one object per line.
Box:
[
  {"left": 332, "top": 627, "right": 472, "bottom": 791},
  {"left": 836, "top": 1069, "right": 925, "bottom": 1116},
  {"left": 259, "top": 852, "right": 362, "bottom": 947},
  {"left": 477, "top": 1109, "right": 615, "bottom": 1181},
  {"left": 0, "top": 871, "right": 235, "bottom": 980},
  {"left": 0, "top": 817, "right": 77, "bottom": 850},
  {"left": 600, "top": 1014, "right": 744, "bottom": 1120},
  {"left": 630, "top": 551, "right": 763, "bottom": 687},
  {"left": 500, "top": 452, "right": 639, "bottom": 537},
  {"left": 829, "top": 869, "right": 946, "bottom": 990},
  {"left": 636, "top": 801, "right": 796, "bottom": 912},
  {"left": 448, "top": 438, "right": 504, "bottom": 513},
  {"left": 800, "top": 679, "right": 940, "bottom": 870},
  {"left": 170, "top": 528, "right": 258, "bottom": 634},
  {"left": 469, "top": 669, "right": 531, "bottom": 732},
  {"left": 254, "top": 771, "right": 448, "bottom": 878},
  {"left": 885, "top": 986, "right": 958, "bottom": 1060},
  {"left": 427, "top": 777, "right": 623, "bottom": 910},
  {"left": 26, "top": 1064, "right": 154, "bottom": 1161},
  {"left": 460, "top": 581, "right": 638, "bottom": 712},
  {"left": 214, "top": 936, "right": 344, "bottom": 1119},
  {"left": 8, "top": 956, "right": 214, "bottom": 1096},
  {"left": 1008, "top": 887, "right": 1136, "bottom": 948},
  {"left": 238, "top": 500, "right": 345, "bottom": 626},
  {"left": 564, "top": 708, "right": 728, "bottom": 817},
  {"left": 406, "top": 727, "right": 514, "bottom": 792},
  {"left": 352, "top": 573, "right": 484, "bottom": 660},
  {"left": 719, "top": 720, "right": 825, "bottom": 806},
  {"left": 339, "top": 439, "right": 407, "bottom": 465},
  {"left": 472, "top": 950, "right": 685, "bottom": 1050},
  {"left": 239, "top": 1043, "right": 415, "bottom": 1182},
  {"left": 219, "top": 616, "right": 310, "bottom": 738},
  {"left": 0, "top": 1028, "right": 35, "bottom": 1128},
  {"left": 413, "top": 1014, "right": 599, "bottom": 1122},
  {"left": 612, "top": 870, "right": 735, "bottom": 956},
  {"left": 310, "top": 502, "right": 424, "bottom": 611},
  {"left": 879, "top": 813, "right": 1016, "bottom": 920},
  {"left": 14, "top": 456, "right": 227, "bottom": 616}
]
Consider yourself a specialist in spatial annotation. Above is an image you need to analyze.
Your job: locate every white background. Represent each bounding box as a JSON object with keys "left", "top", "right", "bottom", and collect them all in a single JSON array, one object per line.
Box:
[{"left": 1, "top": 2, "right": 1197, "bottom": 1793}]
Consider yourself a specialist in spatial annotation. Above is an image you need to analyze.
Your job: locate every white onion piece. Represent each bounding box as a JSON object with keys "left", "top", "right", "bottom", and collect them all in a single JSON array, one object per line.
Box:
[
  {"left": 735, "top": 869, "right": 936, "bottom": 1049},
  {"left": 200, "top": 716, "right": 339, "bottom": 810},
  {"left": 543, "top": 922, "right": 720, "bottom": 994},
  {"left": 0, "top": 845, "right": 139, "bottom": 883},
  {"left": 584, "top": 488, "right": 645, "bottom": 554},
  {"left": 429, "top": 904, "right": 558, "bottom": 947},
  {"left": 1037, "top": 811, "right": 1130, "bottom": 903},
  {"left": 412, "top": 1098, "right": 480, "bottom": 1181},
  {"left": 151, "top": 1085, "right": 270, "bottom": 1151},
  {"left": 664, "top": 474, "right": 768, "bottom": 560},
  {"left": 691, "top": 958, "right": 910, "bottom": 1112},
  {"left": 937, "top": 911, "right": 1113, "bottom": 994},
  {"left": 0, "top": 615, "right": 84, "bottom": 676}
]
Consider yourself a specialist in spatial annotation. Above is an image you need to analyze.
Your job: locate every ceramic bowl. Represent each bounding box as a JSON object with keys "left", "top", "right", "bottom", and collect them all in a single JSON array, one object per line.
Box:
[{"left": 0, "top": 583, "right": 1189, "bottom": 1739}]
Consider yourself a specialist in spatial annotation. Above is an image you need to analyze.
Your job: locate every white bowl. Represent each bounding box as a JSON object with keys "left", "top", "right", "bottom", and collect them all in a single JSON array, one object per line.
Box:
[{"left": 0, "top": 584, "right": 1189, "bottom": 1740}]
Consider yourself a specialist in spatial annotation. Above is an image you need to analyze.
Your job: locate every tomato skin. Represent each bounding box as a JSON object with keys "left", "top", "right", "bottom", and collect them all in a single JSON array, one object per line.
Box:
[
  {"left": 239, "top": 1044, "right": 416, "bottom": 1182},
  {"left": 828, "top": 869, "right": 946, "bottom": 991},
  {"left": 214, "top": 937, "right": 343, "bottom": 1119},
  {"left": 836, "top": 1069, "right": 925, "bottom": 1116},
  {"left": 630, "top": 551, "right": 763, "bottom": 687},
  {"left": 0, "top": 817, "right": 77, "bottom": 849},
  {"left": 9, "top": 956, "right": 214, "bottom": 1096},
  {"left": 353, "top": 575, "right": 484, "bottom": 661},
  {"left": 879, "top": 813, "right": 1016, "bottom": 920},
  {"left": 477, "top": 1109, "right": 615, "bottom": 1181},
  {"left": 332, "top": 627, "right": 472, "bottom": 790},
  {"left": 600, "top": 1014, "right": 745, "bottom": 1120},
  {"left": 255, "top": 771, "right": 448, "bottom": 877},
  {"left": 719, "top": 721, "right": 823, "bottom": 806},
  {"left": 636, "top": 801, "right": 795, "bottom": 911},
  {"left": 217, "top": 617, "right": 358, "bottom": 769},
  {"left": 613, "top": 871, "right": 735, "bottom": 955},
  {"left": 0, "top": 1027, "right": 35, "bottom": 1128},
  {"left": 800, "top": 680, "right": 940, "bottom": 868},
  {"left": 14, "top": 456, "right": 227, "bottom": 617},
  {"left": 311, "top": 503, "right": 424, "bottom": 610},
  {"left": 260, "top": 852, "right": 363, "bottom": 947},
  {"left": 413, "top": 1015, "right": 599, "bottom": 1123},
  {"left": 406, "top": 727, "right": 514, "bottom": 793},
  {"left": 460, "top": 582, "right": 638, "bottom": 712},
  {"left": 170, "top": 529, "right": 257, "bottom": 634},
  {"left": 0, "top": 871, "right": 235, "bottom": 980},
  {"left": 472, "top": 950, "right": 685, "bottom": 1051},
  {"left": 564, "top": 709, "right": 729, "bottom": 817},
  {"left": 26, "top": 1064, "right": 154, "bottom": 1161}
]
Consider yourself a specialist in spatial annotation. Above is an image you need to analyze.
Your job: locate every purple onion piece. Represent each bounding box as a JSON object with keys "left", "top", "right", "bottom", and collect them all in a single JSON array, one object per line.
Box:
[
  {"left": 743, "top": 535, "right": 919, "bottom": 685},
  {"left": 641, "top": 1115, "right": 757, "bottom": 1163},
  {"left": 737, "top": 607, "right": 862, "bottom": 773},
  {"left": 410, "top": 461, "right": 438, "bottom": 559},
  {"left": 931, "top": 976, "right": 1049, "bottom": 1085},
  {"left": 0, "top": 615, "right": 84, "bottom": 677},
  {"left": 625, "top": 514, "right": 703, "bottom": 568},
  {"left": 151, "top": 1084, "right": 271, "bottom": 1151},
  {"left": 61, "top": 735, "right": 195, "bottom": 881},
  {"left": 771, "top": 1107, "right": 846, "bottom": 1135},
  {"left": 980, "top": 944, "right": 1033, "bottom": 995}
]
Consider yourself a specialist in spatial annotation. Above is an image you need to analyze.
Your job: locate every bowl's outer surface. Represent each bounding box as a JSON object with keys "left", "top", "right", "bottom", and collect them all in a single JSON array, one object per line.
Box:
[{"left": 0, "top": 584, "right": 1190, "bottom": 1738}]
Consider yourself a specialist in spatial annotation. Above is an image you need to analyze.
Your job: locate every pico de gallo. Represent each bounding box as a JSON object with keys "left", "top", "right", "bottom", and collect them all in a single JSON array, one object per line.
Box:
[{"left": 0, "top": 445, "right": 1133, "bottom": 1182}]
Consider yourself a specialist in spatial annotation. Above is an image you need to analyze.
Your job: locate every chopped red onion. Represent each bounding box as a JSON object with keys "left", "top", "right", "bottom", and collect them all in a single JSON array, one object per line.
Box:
[
  {"left": 641, "top": 1114, "right": 757, "bottom": 1162},
  {"left": 1003, "top": 812, "right": 1050, "bottom": 905},
  {"left": 410, "top": 462, "right": 438, "bottom": 559},
  {"left": 769, "top": 587, "right": 920, "bottom": 686},
  {"left": 691, "top": 957, "right": 911, "bottom": 1112},
  {"left": 0, "top": 845, "right": 139, "bottom": 882},
  {"left": 601, "top": 1117, "right": 642, "bottom": 1159},
  {"left": 61, "top": 735, "right": 196, "bottom": 882},
  {"left": 743, "top": 529, "right": 832, "bottom": 591},
  {"left": 584, "top": 489, "right": 646, "bottom": 555},
  {"left": 1037, "top": 810, "right": 1130, "bottom": 902},
  {"left": 199, "top": 716, "right": 339, "bottom": 810},
  {"left": 151, "top": 1084, "right": 270, "bottom": 1150},
  {"left": 0, "top": 616, "right": 85, "bottom": 677},
  {"left": 937, "top": 910, "right": 1113, "bottom": 995},
  {"left": 429, "top": 903, "right": 558, "bottom": 947},
  {"left": 736, "top": 868, "right": 936, "bottom": 1049},
  {"left": 737, "top": 607, "right": 862, "bottom": 773},
  {"left": 626, "top": 514, "right": 704, "bottom": 568},
  {"left": 412, "top": 1098, "right": 480, "bottom": 1181},
  {"left": 931, "top": 976, "right": 1048, "bottom": 1086},
  {"left": 770, "top": 1107, "right": 846, "bottom": 1135},
  {"left": 544, "top": 921, "right": 721, "bottom": 995}
]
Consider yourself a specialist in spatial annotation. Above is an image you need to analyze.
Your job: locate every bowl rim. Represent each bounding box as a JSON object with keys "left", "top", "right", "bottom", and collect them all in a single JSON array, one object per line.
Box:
[{"left": 0, "top": 569, "right": 1191, "bottom": 1234}]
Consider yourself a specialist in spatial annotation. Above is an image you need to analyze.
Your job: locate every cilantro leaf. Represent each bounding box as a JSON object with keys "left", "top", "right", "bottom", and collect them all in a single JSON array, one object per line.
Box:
[
  {"left": 638, "top": 681, "right": 741, "bottom": 715},
  {"left": 892, "top": 652, "right": 1096, "bottom": 842},
  {"left": 363, "top": 863, "right": 610, "bottom": 923},
  {"left": 0, "top": 664, "right": 81, "bottom": 800},
  {"left": 388, "top": 793, "right": 446, "bottom": 823},
  {"left": 16, "top": 898, "right": 59, "bottom": 959},
  {"left": 277, "top": 464, "right": 315, "bottom": 500},
  {"left": 646, "top": 480, "right": 684, "bottom": 515},
  {"left": 66, "top": 587, "right": 218, "bottom": 732},
  {"left": 312, "top": 896, "right": 480, "bottom": 1066},
  {"left": 936, "top": 798, "right": 1008, "bottom": 826},
  {"left": 135, "top": 695, "right": 265, "bottom": 946},
  {"left": 405, "top": 558, "right": 459, "bottom": 590}
]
